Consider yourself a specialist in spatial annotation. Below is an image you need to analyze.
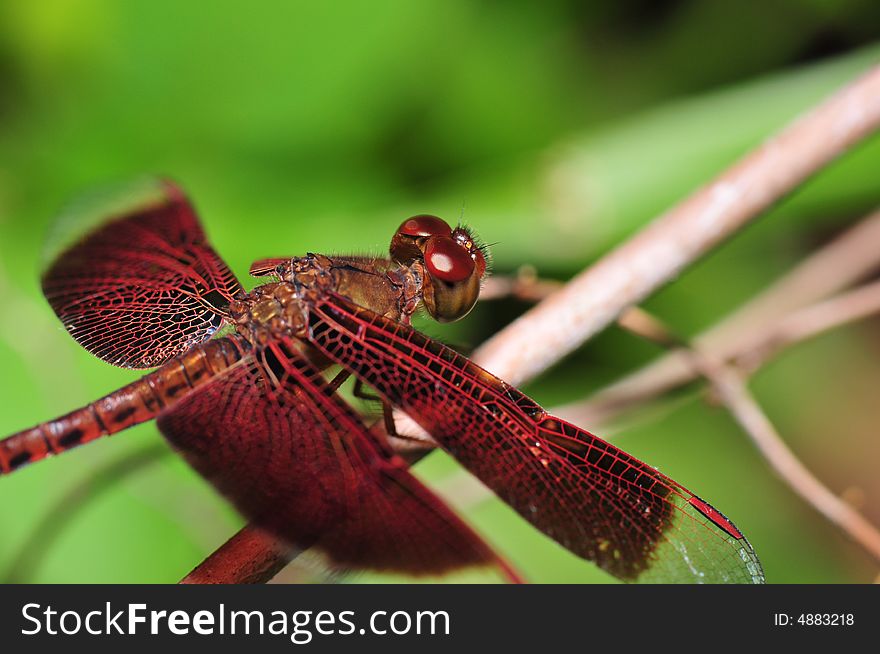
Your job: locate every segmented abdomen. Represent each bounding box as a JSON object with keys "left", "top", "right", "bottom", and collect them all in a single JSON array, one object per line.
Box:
[{"left": 0, "top": 337, "right": 245, "bottom": 474}]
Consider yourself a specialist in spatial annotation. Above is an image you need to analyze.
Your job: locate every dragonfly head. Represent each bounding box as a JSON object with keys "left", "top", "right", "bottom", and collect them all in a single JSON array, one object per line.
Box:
[{"left": 390, "top": 215, "right": 488, "bottom": 323}]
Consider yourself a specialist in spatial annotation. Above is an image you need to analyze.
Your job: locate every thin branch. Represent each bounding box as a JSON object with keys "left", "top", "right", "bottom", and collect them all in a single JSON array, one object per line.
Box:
[
  {"left": 474, "top": 65, "right": 880, "bottom": 386},
  {"left": 480, "top": 267, "right": 563, "bottom": 302},
  {"left": 559, "top": 279, "right": 880, "bottom": 426},
  {"left": 733, "top": 278, "right": 880, "bottom": 373},
  {"left": 708, "top": 364, "right": 880, "bottom": 563},
  {"left": 180, "top": 525, "right": 300, "bottom": 584},
  {"left": 579, "top": 207, "right": 880, "bottom": 421}
]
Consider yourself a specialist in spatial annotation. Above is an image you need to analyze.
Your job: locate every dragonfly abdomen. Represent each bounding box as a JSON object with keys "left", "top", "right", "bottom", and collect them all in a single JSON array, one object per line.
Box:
[{"left": 0, "top": 338, "right": 245, "bottom": 475}]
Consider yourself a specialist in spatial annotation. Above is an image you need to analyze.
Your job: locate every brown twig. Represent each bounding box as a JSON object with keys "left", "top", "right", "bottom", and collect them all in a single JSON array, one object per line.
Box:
[
  {"left": 559, "top": 279, "right": 880, "bottom": 426},
  {"left": 180, "top": 525, "right": 300, "bottom": 584},
  {"left": 474, "top": 65, "right": 880, "bottom": 386},
  {"left": 577, "top": 208, "right": 880, "bottom": 421},
  {"left": 480, "top": 266, "right": 564, "bottom": 302},
  {"left": 707, "top": 364, "right": 880, "bottom": 563},
  {"left": 733, "top": 279, "right": 880, "bottom": 373}
]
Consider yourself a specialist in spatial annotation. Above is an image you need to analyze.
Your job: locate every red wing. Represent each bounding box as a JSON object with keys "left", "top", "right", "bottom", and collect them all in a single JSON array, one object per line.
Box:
[
  {"left": 41, "top": 178, "right": 242, "bottom": 369},
  {"left": 156, "top": 336, "right": 499, "bottom": 576},
  {"left": 306, "top": 294, "right": 765, "bottom": 584}
]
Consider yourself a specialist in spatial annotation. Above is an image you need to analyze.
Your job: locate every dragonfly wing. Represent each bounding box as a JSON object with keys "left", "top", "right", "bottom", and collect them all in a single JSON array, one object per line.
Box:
[
  {"left": 307, "top": 294, "right": 765, "bottom": 584},
  {"left": 156, "top": 337, "right": 499, "bottom": 576},
  {"left": 41, "top": 178, "right": 242, "bottom": 368}
]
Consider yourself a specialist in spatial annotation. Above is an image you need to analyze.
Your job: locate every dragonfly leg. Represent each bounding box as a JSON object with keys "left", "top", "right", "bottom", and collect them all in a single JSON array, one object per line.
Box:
[
  {"left": 326, "top": 368, "right": 351, "bottom": 393},
  {"left": 351, "top": 378, "right": 401, "bottom": 439},
  {"left": 328, "top": 370, "right": 404, "bottom": 440},
  {"left": 323, "top": 370, "right": 433, "bottom": 462},
  {"left": 341, "top": 377, "right": 435, "bottom": 461}
]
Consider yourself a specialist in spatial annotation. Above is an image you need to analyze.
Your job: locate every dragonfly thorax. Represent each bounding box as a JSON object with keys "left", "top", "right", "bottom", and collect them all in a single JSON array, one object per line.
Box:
[{"left": 229, "top": 281, "right": 310, "bottom": 346}]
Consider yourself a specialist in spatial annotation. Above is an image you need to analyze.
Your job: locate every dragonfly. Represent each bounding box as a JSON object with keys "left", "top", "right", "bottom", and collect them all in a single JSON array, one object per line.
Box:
[{"left": 0, "top": 178, "right": 764, "bottom": 583}]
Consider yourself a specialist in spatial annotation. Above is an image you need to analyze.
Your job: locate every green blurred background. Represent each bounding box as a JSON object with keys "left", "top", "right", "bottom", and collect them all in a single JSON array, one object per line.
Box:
[{"left": 1, "top": 0, "right": 879, "bottom": 583}]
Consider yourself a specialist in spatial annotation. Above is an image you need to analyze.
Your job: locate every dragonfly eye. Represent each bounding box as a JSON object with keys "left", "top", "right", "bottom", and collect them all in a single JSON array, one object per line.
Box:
[
  {"left": 390, "top": 214, "right": 452, "bottom": 265},
  {"left": 425, "top": 236, "right": 475, "bottom": 282},
  {"left": 390, "top": 216, "right": 488, "bottom": 322},
  {"left": 422, "top": 235, "right": 483, "bottom": 323}
]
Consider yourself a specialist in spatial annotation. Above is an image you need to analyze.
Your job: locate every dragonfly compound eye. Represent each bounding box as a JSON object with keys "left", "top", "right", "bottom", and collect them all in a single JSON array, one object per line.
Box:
[
  {"left": 424, "top": 236, "right": 475, "bottom": 282},
  {"left": 422, "top": 235, "right": 481, "bottom": 323},
  {"left": 390, "top": 214, "right": 452, "bottom": 265}
]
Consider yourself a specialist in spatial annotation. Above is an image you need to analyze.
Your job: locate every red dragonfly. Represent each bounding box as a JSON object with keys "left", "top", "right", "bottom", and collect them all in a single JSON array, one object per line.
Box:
[{"left": 0, "top": 179, "right": 763, "bottom": 583}]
